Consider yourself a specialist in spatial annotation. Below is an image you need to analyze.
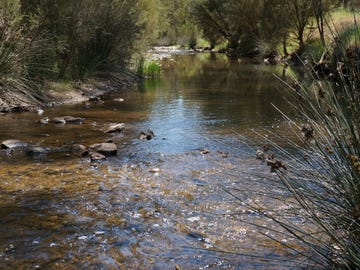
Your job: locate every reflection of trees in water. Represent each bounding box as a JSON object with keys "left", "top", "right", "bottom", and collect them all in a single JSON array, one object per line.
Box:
[
  {"left": 137, "top": 53, "right": 296, "bottom": 129},
  {"left": 167, "top": 54, "right": 291, "bottom": 125}
]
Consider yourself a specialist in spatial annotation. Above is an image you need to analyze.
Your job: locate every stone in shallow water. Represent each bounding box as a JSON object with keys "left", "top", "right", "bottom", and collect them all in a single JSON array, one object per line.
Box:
[
  {"left": 104, "top": 123, "right": 125, "bottom": 133},
  {"left": 89, "top": 151, "right": 107, "bottom": 161},
  {"left": 89, "top": 143, "right": 117, "bottom": 156},
  {"left": 63, "top": 116, "right": 84, "bottom": 124},
  {"left": 52, "top": 117, "right": 66, "bottom": 124},
  {"left": 140, "top": 129, "right": 155, "bottom": 140},
  {"left": 0, "top": 139, "right": 31, "bottom": 150},
  {"left": 149, "top": 167, "right": 161, "bottom": 173},
  {"left": 73, "top": 144, "right": 89, "bottom": 157},
  {"left": 52, "top": 116, "right": 84, "bottom": 124}
]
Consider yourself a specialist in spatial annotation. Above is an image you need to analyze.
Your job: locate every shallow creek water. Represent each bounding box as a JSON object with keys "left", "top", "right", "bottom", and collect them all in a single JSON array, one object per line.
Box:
[{"left": 0, "top": 53, "right": 305, "bottom": 269}]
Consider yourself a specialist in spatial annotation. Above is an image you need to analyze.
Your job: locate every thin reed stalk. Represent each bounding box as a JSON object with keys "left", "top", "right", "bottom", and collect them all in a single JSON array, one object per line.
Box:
[{"left": 224, "top": 23, "right": 360, "bottom": 269}]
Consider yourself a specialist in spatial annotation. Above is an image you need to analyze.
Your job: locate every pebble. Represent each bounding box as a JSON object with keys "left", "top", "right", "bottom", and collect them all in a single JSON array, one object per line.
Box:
[
  {"left": 186, "top": 216, "right": 200, "bottom": 222},
  {"left": 149, "top": 168, "right": 161, "bottom": 173}
]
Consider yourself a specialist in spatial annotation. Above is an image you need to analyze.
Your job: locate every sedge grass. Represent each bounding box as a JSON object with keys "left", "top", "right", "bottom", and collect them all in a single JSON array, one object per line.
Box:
[
  {"left": 222, "top": 26, "right": 360, "bottom": 269},
  {"left": 137, "top": 58, "right": 161, "bottom": 78}
]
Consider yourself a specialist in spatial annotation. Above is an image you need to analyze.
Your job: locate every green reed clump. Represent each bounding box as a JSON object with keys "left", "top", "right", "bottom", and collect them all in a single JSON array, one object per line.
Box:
[{"left": 138, "top": 58, "right": 161, "bottom": 78}]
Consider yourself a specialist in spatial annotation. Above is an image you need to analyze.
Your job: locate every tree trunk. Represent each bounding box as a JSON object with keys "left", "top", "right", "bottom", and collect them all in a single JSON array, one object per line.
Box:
[
  {"left": 228, "top": 34, "right": 239, "bottom": 49},
  {"left": 313, "top": 0, "right": 326, "bottom": 49}
]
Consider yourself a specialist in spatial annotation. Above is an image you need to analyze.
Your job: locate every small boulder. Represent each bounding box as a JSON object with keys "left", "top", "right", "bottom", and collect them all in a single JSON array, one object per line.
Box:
[
  {"left": 53, "top": 117, "right": 66, "bottom": 124},
  {"left": 29, "top": 146, "right": 47, "bottom": 154},
  {"left": 53, "top": 116, "right": 84, "bottom": 124},
  {"left": 28, "top": 147, "right": 47, "bottom": 159},
  {"left": 89, "top": 143, "right": 117, "bottom": 156},
  {"left": 89, "top": 151, "right": 106, "bottom": 162},
  {"left": 1, "top": 139, "right": 31, "bottom": 150},
  {"left": 105, "top": 123, "right": 125, "bottom": 133},
  {"left": 200, "top": 149, "right": 210, "bottom": 155},
  {"left": 40, "top": 117, "right": 50, "bottom": 124},
  {"left": 140, "top": 130, "right": 155, "bottom": 140},
  {"left": 73, "top": 144, "right": 89, "bottom": 157},
  {"left": 63, "top": 116, "right": 84, "bottom": 124}
]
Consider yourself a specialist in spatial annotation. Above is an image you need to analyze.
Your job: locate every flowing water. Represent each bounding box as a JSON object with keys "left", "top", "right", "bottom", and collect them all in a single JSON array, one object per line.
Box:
[{"left": 0, "top": 53, "right": 305, "bottom": 269}]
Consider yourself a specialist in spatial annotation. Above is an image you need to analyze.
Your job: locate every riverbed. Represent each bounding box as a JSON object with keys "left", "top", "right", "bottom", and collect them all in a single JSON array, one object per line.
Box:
[{"left": 0, "top": 53, "right": 305, "bottom": 269}]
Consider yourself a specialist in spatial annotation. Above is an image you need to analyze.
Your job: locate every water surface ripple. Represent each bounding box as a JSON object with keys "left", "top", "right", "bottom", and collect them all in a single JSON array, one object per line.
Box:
[{"left": 0, "top": 53, "right": 300, "bottom": 269}]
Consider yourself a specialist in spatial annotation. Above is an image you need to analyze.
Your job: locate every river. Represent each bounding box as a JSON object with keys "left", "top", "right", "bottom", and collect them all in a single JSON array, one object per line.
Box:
[{"left": 0, "top": 53, "right": 305, "bottom": 269}]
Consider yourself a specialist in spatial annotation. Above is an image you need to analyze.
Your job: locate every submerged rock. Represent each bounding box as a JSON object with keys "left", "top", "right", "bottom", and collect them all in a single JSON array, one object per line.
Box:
[
  {"left": 53, "top": 116, "right": 84, "bottom": 124},
  {"left": 40, "top": 117, "right": 50, "bottom": 124},
  {"left": 29, "top": 146, "right": 47, "bottom": 153},
  {"left": 88, "top": 96, "right": 102, "bottom": 102},
  {"left": 187, "top": 231, "right": 206, "bottom": 242},
  {"left": 64, "top": 116, "right": 84, "bottom": 124},
  {"left": 89, "top": 151, "right": 107, "bottom": 162},
  {"left": 73, "top": 144, "right": 89, "bottom": 157},
  {"left": 27, "top": 147, "right": 47, "bottom": 159},
  {"left": 200, "top": 149, "right": 210, "bottom": 155},
  {"left": 1, "top": 139, "right": 31, "bottom": 150},
  {"left": 53, "top": 117, "right": 66, "bottom": 124},
  {"left": 89, "top": 143, "right": 117, "bottom": 156},
  {"left": 149, "top": 167, "right": 161, "bottom": 173},
  {"left": 104, "top": 123, "right": 125, "bottom": 133},
  {"left": 140, "top": 129, "right": 155, "bottom": 140}
]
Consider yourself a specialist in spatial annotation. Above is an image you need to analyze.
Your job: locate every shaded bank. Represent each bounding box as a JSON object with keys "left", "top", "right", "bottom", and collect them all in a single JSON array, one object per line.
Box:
[
  {"left": 0, "top": 73, "right": 138, "bottom": 113},
  {"left": 0, "top": 0, "right": 160, "bottom": 112}
]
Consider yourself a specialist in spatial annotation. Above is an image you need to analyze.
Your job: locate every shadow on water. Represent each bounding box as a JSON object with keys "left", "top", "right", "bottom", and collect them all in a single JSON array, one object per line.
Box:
[{"left": 0, "top": 53, "right": 305, "bottom": 269}]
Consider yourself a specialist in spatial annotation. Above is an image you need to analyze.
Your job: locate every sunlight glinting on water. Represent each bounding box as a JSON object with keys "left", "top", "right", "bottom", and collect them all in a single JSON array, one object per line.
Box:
[{"left": 0, "top": 53, "right": 300, "bottom": 269}]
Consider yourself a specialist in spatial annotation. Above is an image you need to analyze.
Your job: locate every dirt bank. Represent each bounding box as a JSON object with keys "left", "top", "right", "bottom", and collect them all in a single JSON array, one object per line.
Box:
[{"left": 0, "top": 74, "right": 138, "bottom": 113}]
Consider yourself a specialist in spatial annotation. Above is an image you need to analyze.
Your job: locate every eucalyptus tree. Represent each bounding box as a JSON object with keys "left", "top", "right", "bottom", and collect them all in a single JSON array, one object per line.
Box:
[
  {"left": 156, "top": 0, "right": 194, "bottom": 46},
  {"left": 260, "top": 0, "right": 292, "bottom": 55},
  {"left": 17, "top": 0, "right": 161, "bottom": 80},
  {"left": 190, "top": 0, "right": 232, "bottom": 48},
  {"left": 190, "top": 0, "right": 264, "bottom": 54}
]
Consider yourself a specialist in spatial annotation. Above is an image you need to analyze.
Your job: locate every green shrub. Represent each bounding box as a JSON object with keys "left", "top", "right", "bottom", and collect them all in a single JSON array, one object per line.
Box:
[{"left": 0, "top": 0, "right": 52, "bottom": 105}]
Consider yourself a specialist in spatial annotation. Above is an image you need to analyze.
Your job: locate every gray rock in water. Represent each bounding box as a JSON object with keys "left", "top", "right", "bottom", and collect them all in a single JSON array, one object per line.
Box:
[
  {"left": 73, "top": 144, "right": 89, "bottom": 157},
  {"left": 53, "top": 116, "right": 84, "bottom": 124},
  {"left": 40, "top": 117, "right": 49, "bottom": 124},
  {"left": 63, "top": 116, "right": 84, "bottom": 124},
  {"left": 27, "top": 146, "right": 47, "bottom": 159},
  {"left": 89, "top": 143, "right": 117, "bottom": 156},
  {"left": 53, "top": 117, "right": 66, "bottom": 124},
  {"left": 1, "top": 139, "right": 31, "bottom": 150},
  {"left": 29, "top": 146, "right": 47, "bottom": 153},
  {"left": 89, "top": 151, "right": 106, "bottom": 161},
  {"left": 140, "top": 129, "right": 155, "bottom": 140},
  {"left": 105, "top": 123, "right": 125, "bottom": 133}
]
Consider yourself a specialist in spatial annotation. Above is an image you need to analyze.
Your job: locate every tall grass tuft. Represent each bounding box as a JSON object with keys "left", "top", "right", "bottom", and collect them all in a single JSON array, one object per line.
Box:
[
  {"left": 0, "top": 2, "right": 55, "bottom": 108},
  {"left": 137, "top": 58, "right": 161, "bottom": 78},
  {"left": 225, "top": 26, "right": 360, "bottom": 269}
]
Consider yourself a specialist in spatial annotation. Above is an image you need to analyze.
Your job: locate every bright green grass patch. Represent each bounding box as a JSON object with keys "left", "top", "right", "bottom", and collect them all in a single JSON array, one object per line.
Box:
[{"left": 137, "top": 58, "right": 161, "bottom": 78}]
